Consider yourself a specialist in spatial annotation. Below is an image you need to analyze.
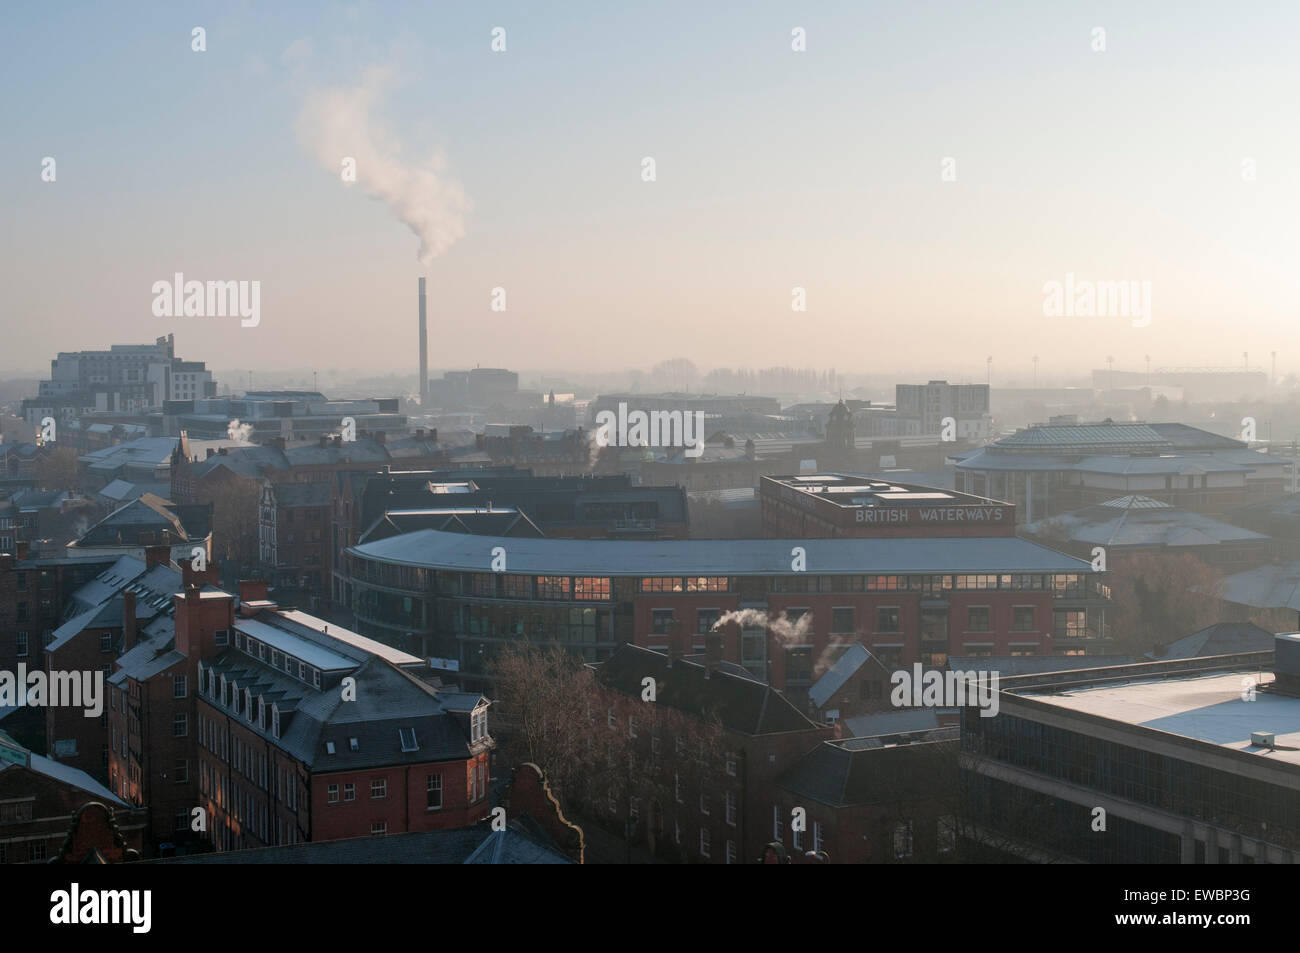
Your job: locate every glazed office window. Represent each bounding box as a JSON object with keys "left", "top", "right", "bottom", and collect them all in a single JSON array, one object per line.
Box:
[
  {"left": 536, "top": 576, "right": 571, "bottom": 600},
  {"left": 640, "top": 577, "right": 683, "bottom": 593},
  {"left": 574, "top": 577, "right": 610, "bottom": 601}
]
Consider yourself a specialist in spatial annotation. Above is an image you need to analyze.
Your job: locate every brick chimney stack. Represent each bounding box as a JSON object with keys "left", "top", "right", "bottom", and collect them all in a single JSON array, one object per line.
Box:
[
  {"left": 122, "top": 590, "right": 138, "bottom": 651},
  {"left": 144, "top": 544, "right": 170, "bottom": 569},
  {"left": 667, "top": 622, "right": 684, "bottom": 668},
  {"left": 705, "top": 632, "right": 723, "bottom": 679}
]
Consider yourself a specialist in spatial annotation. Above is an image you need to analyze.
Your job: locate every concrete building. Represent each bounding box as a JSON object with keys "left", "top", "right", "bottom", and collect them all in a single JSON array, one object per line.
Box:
[
  {"left": 960, "top": 646, "right": 1297, "bottom": 862},
  {"left": 894, "top": 381, "right": 991, "bottom": 439},
  {"left": 22, "top": 335, "right": 215, "bottom": 425}
]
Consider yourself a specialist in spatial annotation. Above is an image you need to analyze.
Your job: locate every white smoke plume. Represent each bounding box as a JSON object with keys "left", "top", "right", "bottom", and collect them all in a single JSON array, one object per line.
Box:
[
  {"left": 227, "top": 419, "right": 254, "bottom": 442},
  {"left": 712, "top": 608, "right": 813, "bottom": 645},
  {"left": 295, "top": 66, "right": 470, "bottom": 267}
]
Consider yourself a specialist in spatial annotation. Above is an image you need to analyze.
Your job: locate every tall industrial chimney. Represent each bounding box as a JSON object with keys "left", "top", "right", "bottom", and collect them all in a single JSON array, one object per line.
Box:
[{"left": 418, "top": 277, "right": 428, "bottom": 407}]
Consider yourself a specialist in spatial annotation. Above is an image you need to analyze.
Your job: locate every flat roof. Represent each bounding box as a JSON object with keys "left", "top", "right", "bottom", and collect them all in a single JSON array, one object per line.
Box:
[
  {"left": 1022, "top": 671, "right": 1300, "bottom": 765},
  {"left": 349, "top": 529, "right": 1092, "bottom": 575}
]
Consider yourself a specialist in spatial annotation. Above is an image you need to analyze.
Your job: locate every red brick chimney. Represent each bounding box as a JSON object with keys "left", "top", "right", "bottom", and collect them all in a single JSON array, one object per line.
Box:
[
  {"left": 667, "top": 622, "right": 684, "bottom": 668},
  {"left": 144, "top": 544, "right": 170, "bottom": 569},
  {"left": 705, "top": 632, "right": 723, "bottom": 679},
  {"left": 122, "top": 590, "right": 138, "bottom": 651},
  {"left": 238, "top": 579, "right": 270, "bottom": 605}
]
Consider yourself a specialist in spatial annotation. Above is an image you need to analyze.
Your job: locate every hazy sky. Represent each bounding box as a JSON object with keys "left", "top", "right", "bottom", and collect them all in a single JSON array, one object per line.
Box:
[{"left": 3, "top": 1, "right": 1298, "bottom": 381}]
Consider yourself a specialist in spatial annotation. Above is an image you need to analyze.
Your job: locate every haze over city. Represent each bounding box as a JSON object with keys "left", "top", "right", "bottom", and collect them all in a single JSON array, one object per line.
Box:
[{"left": 4, "top": 1, "right": 1299, "bottom": 376}]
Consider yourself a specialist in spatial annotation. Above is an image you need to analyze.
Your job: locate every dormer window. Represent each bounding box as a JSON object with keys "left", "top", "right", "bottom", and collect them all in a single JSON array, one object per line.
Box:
[
  {"left": 312, "top": 669, "right": 321, "bottom": 688},
  {"left": 244, "top": 688, "right": 253, "bottom": 720},
  {"left": 258, "top": 697, "right": 266, "bottom": 730},
  {"left": 471, "top": 707, "right": 488, "bottom": 743},
  {"left": 271, "top": 706, "right": 280, "bottom": 738}
]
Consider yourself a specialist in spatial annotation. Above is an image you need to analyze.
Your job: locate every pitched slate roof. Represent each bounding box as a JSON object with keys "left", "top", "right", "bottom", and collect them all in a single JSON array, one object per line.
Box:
[
  {"left": 808, "top": 643, "right": 883, "bottom": 709},
  {"left": 778, "top": 733, "right": 957, "bottom": 807},
  {"left": 1153, "top": 622, "right": 1279, "bottom": 660},
  {"left": 596, "top": 643, "right": 820, "bottom": 736}
]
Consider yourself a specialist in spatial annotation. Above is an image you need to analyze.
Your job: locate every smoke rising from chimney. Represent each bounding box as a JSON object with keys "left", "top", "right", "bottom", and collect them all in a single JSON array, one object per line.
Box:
[
  {"left": 711, "top": 608, "right": 812, "bottom": 645},
  {"left": 227, "top": 419, "right": 254, "bottom": 442},
  {"left": 295, "top": 66, "right": 470, "bottom": 267}
]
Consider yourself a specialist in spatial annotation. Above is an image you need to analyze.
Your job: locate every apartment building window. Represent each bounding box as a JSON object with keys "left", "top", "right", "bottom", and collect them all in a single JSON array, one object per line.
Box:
[
  {"left": 785, "top": 647, "right": 812, "bottom": 684},
  {"left": 725, "top": 754, "right": 736, "bottom": 777},
  {"left": 699, "top": 791, "right": 710, "bottom": 816},
  {"left": 651, "top": 609, "right": 675, "bottom": 635},
  {"left": 327, "top": 784, "right": 339, "bottom": 804},
  {"left": 813, "top": 822, "right": 824, "bottom": 853},
  {"left": 794, "top": 825, "right": 803, "bottom": 850},
  {"left": 773, "top": 805, "right": 783, "bottom": 840},
  {"left": 173, "top": 674, "right": 187, "bottom": 699},
  {"left": 175, "top": 810, "right": 189, "bottom": 832},
  {"left": 699, "top": 828, "right": 711, "bottom": 858},
  {"left": 831, "top": 607, "right": 854, "bottom": 633},
  {"left": 1011, "top": 606, "right": 1035, "bottom": 631},
  {"left": 967, "top": 607, "right": 991, "bottom": 632},
  {"left": 371, "top": 821, "right": 387, "bottom": 835},
  {"left": 99, "top": 632, "right": 113, "bottom": 653},
  {"left": 674, "top": 772, "right": 682, "bottom": 803},
  {"left": 697, "top": 608, "right": 720, "bottom": 634},
  {"left": 725, "top": 791, "right": 736, "bottom": 826},
  {"left": 15, "top": 633, "right": 27, "bottom": 657},
  {"left": 173, "top": 713, "right": 187, "bottom": 737},
  {"left": 30, "top": 842, "right": 47, "bottom": 861},
  {"left": 370, "top": 779, "right": 387, "bottom": 799},
  {"left": 427, "top": 773, "right": 442, "bottom": 809},
  {"left": 344, "top": 783, "right": 356, "bottom": 802},
  {"left": 726, "top": 840, "right": 737, "bottom": 864},
  {"left": 471, "top": 708, "right": 487, "bottom": 742},
  {"left": 174, "top": 760, "right": 189, "bottom": 784},
  {"left": 607, "top": 708, "right": 616, "bottom": 729},
  {"left": 215, "top": 628, "right": 229, "bottom": 646},
  {"left": 893, "top": 821, "right": 914, "bottom": 859},
  {"left": 877, "top": 606, "right": 900, "bottom": 633}
]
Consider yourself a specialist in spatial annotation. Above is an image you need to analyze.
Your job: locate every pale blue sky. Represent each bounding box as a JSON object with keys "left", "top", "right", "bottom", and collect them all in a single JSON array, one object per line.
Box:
[{"left": 3, "top": 1, "right": 1298, "bottom": 381}]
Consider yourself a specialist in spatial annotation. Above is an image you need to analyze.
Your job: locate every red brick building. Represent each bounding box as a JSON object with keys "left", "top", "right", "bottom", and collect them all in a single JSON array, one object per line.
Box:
[
  {"left": 0, "top": 729, "right": 147, "bottom": 864},
  {"left": 772, "top": 727, "right": 959, "bottom": 864},
  {"left": 193, "top": 592, "right": 493, "bottom": 852},
  {"left": 760, "top": 473, "right": 1016, "bottom": 539},
  {"left": 258, "top": 481, "right": 332, "bottom": 595},
  {"left": 591, "top": 639, "right": 830, "bottom": 864}
]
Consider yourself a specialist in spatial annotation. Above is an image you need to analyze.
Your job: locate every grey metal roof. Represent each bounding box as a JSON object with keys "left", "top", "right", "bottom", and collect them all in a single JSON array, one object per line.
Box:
[
  {"left": 349, "top": 529, "right": 1094, "bottom": 575},
  {"left": 1024, "top": 500, "right": 1267, "bottom": 549},
  {"left": 1221, "top": 562, "right": 1300, "bottom": 611},
  {"left": 808, "top": 643, "right": 877, "bottom": 709}
]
